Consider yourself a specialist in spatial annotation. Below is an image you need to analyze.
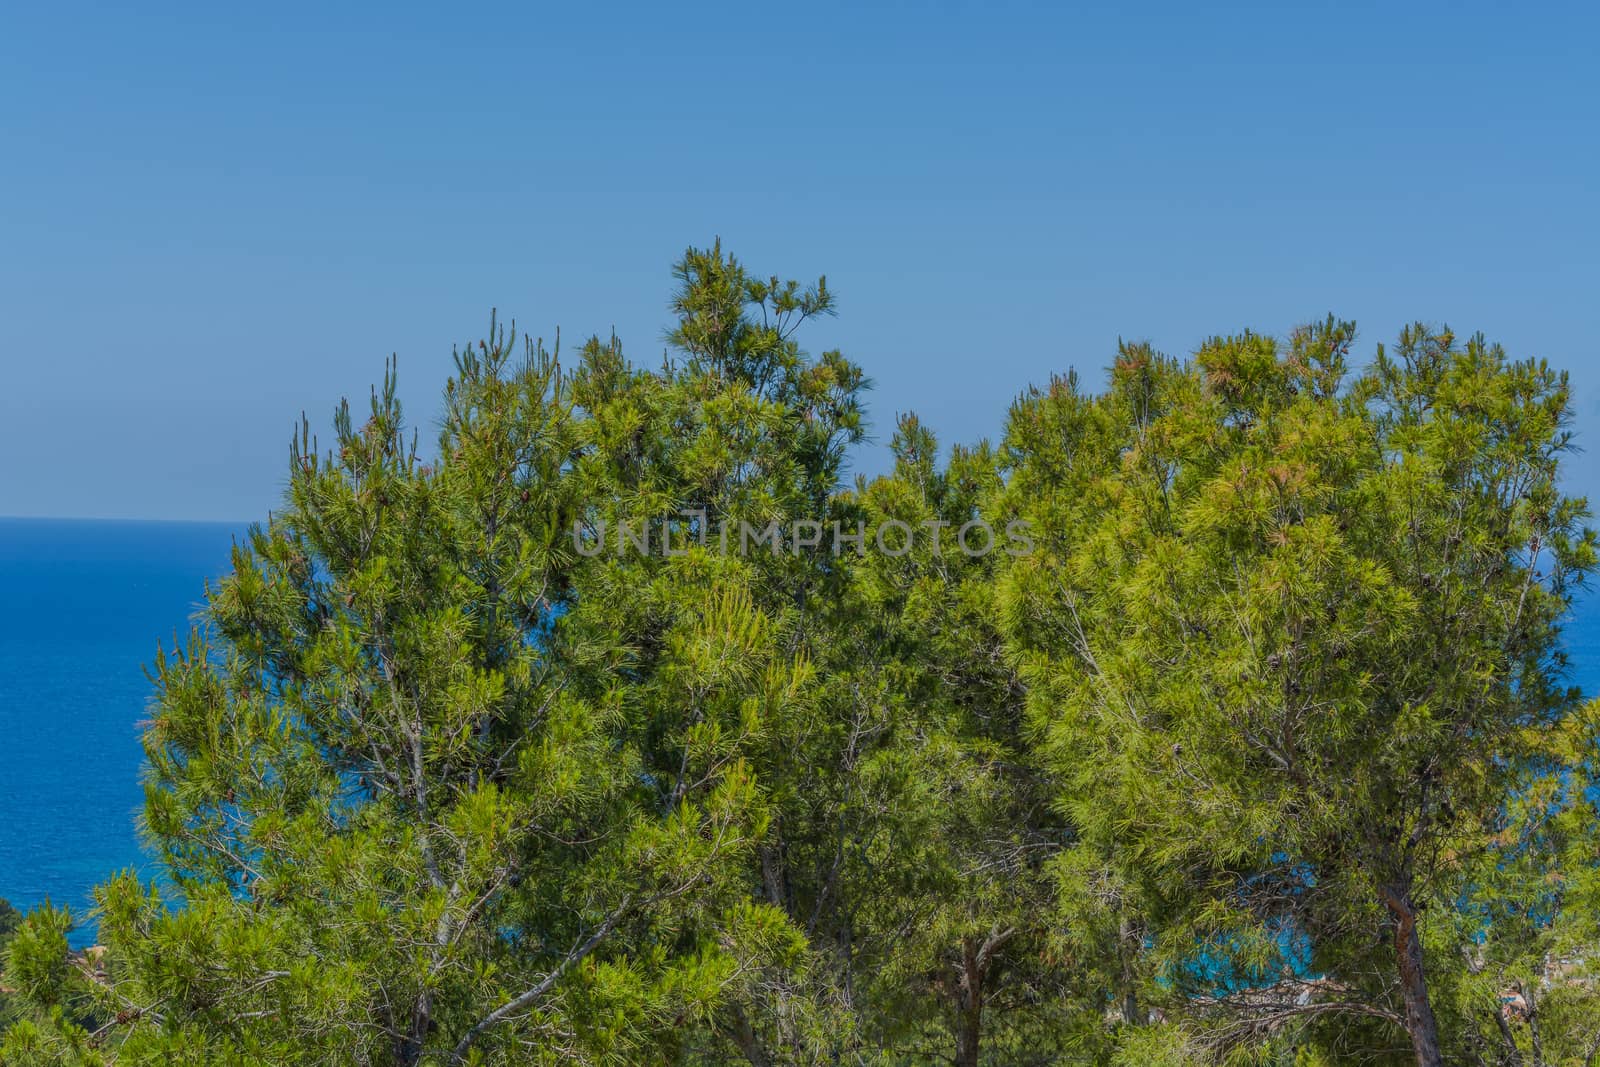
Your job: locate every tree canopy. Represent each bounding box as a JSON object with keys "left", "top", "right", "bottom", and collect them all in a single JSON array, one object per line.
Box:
[{"left": 4, "top": 246, "right": 1598, "bottom": 1066}]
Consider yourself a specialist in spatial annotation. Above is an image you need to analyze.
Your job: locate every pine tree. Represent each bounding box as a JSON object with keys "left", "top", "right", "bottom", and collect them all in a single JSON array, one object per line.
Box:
[
  {"left": 6, "top": 268, "right": 1598, "bottom": 1066},
  {"left": 997, "top": 320, "right": 1597, "bottom": 1065},
  {"left": 820, "top": 414, "right": 1095, "bottom": 1066},
  {"left": 2, "top": 247, "right": 855, "bottom": 1067}
]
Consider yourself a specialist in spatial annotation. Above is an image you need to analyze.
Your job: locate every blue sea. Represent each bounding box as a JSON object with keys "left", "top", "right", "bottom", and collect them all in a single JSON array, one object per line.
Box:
[
  {"left": 0, "top": 518, "right": 241, "bottom": 944},
  {"left": 2, "top": 517, "right": 1600, "bottom": 947}
]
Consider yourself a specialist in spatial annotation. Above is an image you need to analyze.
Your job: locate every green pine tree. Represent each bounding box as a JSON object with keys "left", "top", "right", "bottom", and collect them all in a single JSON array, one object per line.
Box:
[{"left": 997, "top": 320, "right": 1597, "bottom": 1065}]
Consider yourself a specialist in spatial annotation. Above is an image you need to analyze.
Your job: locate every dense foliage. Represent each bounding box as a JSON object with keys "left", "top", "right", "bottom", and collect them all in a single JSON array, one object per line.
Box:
[
  {"left": 0, "top": 899, "right": 19, "bottom": 1029},
  {"left": 4, "top": 247, "right": 1598, "bottom": 1065}
]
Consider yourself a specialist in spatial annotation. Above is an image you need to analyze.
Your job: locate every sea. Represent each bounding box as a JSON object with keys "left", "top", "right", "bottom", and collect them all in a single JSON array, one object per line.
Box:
[
  {"left": 2, "top": 516, "right": 1600, "bottom": 947},
  {"left": 0, "top": 518, "right": 242, "bottom": 945}
]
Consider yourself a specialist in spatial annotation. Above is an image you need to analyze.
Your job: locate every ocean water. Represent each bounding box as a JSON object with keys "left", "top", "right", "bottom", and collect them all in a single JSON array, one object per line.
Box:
[
  {"left": 1, "top": 518, "right": 1599, "bottom": 947},
  {"left": 0, "top": 518, "right": 242, "bottom": 943}
]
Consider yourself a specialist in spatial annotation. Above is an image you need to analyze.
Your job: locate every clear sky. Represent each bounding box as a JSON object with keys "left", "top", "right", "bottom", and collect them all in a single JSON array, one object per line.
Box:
[{"left": 2, "top": 2, "right": 1596, "bottom": 521}]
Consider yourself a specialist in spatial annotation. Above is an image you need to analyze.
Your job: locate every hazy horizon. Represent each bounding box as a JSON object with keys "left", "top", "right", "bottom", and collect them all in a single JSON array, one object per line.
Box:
[{"left": 5, "top": 3, "right": 1598, "bottom": 523}]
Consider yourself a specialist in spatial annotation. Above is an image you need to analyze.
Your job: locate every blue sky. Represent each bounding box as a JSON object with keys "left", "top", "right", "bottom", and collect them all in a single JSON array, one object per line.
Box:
[{"left": 2, "top": 2, "right": 1596, "bottom": 521}]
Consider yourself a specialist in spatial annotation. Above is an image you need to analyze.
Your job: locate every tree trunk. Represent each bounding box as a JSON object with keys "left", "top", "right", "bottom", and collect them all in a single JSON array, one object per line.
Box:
[
  {"left": 1383, "top": 885, "right": 1444, "bottom": 1067},
  {"left": 1118, "top": 916, "right": 1146, "bottom": 1025},
  {"left": 759, "top": 842, "right": 787, "bottom": 910},
  {"left": 1526, "top": 985, "right": 1545, "bottom": 1067},
  {"left": 1494, "top": 1006, "right": 1527, "bottom": 1067},
  {"left": 955, "top": 938, "right": 984, "bottom": 1067},
  {"left": 398, "top": 989, "right": 431, "bottom": 1066},
  {"left": 956, "top": 996, "right": 982, "bottom": 1067},
  {"left": 729, "top": 1005, "right": 773, "bottom": 1067}
]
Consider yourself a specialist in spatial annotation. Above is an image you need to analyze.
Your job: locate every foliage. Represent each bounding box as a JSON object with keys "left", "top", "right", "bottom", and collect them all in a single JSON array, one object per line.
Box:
[
  {"left": 4, "top": 252, "right": 1598, "bottom": 1066},
  {"left": 996, "top": 320, "right": 1598, "bottom": 1065}
]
